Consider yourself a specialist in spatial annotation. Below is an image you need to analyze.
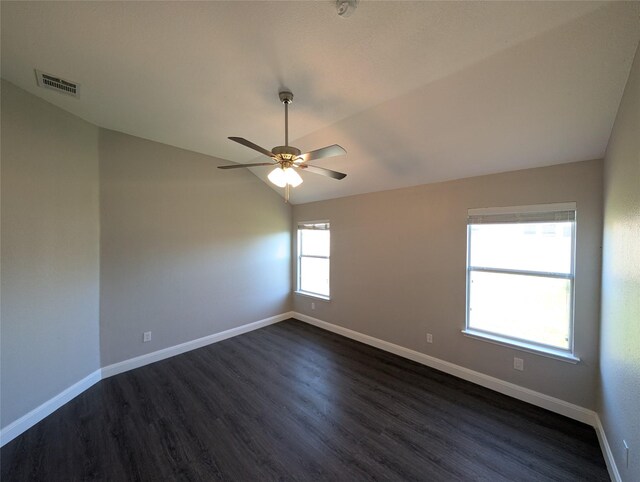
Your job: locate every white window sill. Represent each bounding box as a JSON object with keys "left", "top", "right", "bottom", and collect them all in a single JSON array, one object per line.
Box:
[
  {"left": 294, "top": 291, "right": 330, "bottom": 301},
  {"left": 461, "top": 329, "right": 580, "bottom": 364}
]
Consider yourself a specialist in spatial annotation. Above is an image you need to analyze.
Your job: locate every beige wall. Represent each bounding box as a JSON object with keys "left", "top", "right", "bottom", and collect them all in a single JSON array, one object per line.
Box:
[
  {"left": 600, "top": 41, "right": 640, "bottom": 482},
  {"left": 1, "top": 80, "right": 101, "bottom": 427},
  {"left": 1, "top": 81, "right": 292, "bottom": 432},
  {"left": 99, "top": 129, "right": 292, "bottom": 366},
  {"left": 293, "top": 159, "right": 603, "bottom": 409}
]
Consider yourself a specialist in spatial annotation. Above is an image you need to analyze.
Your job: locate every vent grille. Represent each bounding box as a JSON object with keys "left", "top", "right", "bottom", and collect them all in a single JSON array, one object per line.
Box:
[{"left": 35, "top": 70, "right": 79, "bottom": 97}]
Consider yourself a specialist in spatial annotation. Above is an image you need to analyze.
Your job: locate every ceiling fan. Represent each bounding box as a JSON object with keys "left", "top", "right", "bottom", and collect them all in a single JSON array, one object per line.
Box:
[{"left": 218, "top": 91, "right": 347, "bottom": 202}]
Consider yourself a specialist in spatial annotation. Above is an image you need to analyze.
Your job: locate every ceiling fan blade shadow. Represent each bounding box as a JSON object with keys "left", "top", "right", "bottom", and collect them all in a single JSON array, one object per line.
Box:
[
  {"left": 297, "top": 164, "right": 347, "bottom": 180},
  {"left": 297, "top": 144, "right": 346, "bottom": 163},
  {"left": 218, "top": 162, "right": 275, "bottom": 169},
  {"left": 228, "top": 137, "right": 275, "bottom": 158}
]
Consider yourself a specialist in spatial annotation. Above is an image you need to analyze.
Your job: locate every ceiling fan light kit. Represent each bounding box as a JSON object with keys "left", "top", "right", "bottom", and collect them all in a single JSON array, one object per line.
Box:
[
  {"left": 218, "top": 91, "right": 347, "bottom": 203},
  {"left": 268, "top": 167, "right": 303, "bottom": 188}
]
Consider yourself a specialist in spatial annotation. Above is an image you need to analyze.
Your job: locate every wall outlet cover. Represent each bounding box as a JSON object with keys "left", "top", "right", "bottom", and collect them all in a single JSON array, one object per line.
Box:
[{"left": 514, "top": 357, "right": 524, "bottom": 371}]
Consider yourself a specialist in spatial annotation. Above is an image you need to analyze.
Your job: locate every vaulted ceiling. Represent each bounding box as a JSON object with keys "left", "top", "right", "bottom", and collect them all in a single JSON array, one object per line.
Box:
[{"left": 2, "top": 1, "right": 639, "bottom": 203}]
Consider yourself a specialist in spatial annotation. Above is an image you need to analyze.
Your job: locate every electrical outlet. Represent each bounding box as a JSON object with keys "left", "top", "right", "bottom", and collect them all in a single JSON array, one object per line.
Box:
[
  {"left": 624, "top": 440, "right": 629, "bottom": 468},
  {"left": 311, "top": 302, "right": 315, "bottom": 310},
  {"left": 426, "top": 333, "right": 433, "bottom": 343},
  {"left": 514, "top": 357, "right": 524, "bottom": 371},
  {"left": 143, "top": 331, "right": 151, "bottom": 342}
]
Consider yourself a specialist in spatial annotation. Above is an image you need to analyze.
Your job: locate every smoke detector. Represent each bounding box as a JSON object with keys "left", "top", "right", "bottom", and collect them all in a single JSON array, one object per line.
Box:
[
  {"left": 35, "top": 70, "right": 79, "bottom": 98},
  {"left": 336, "top": 0, "right": 359, "bottom": 18}
]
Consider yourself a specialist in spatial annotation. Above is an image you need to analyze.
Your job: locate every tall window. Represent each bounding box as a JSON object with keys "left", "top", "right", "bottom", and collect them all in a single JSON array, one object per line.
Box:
[
  {"left": 465, "top": 203, "right": 577, "bottom": 359},
  {"left": 297, "top": 221, "right": 330, "bottom": 298}
]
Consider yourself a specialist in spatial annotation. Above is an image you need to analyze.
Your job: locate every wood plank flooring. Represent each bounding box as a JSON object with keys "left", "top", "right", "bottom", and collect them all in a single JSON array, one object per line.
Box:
[{"left": 2, "top": 319, "right": 608, "bottom": 481}]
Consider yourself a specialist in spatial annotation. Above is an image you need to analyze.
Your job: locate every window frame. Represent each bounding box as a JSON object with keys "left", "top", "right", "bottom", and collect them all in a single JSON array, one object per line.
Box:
[
  {"left": 296, "top": 220, "right": 331, "bottom": 300},
  {"left": 463, "top": 203, "right": 579, "bottom": 363}
]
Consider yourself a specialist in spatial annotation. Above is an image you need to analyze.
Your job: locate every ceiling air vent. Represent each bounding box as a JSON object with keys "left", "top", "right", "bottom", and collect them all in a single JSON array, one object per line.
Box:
[{"left": 35, "top": 70, "right": 79, "bottom": 97}]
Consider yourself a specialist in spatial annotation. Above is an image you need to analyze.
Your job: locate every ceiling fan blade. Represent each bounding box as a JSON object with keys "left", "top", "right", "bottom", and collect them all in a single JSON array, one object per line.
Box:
[
  {"left": 297, "top": 144, "right": 346, "bottom": 163},
  {"left": 228, "top": 137, "right": 275, "bottom": 159},
  {"left": 297, "top": 164, "right": 347, "bottom": 180},
  {"left": 218, "top": 162, "right": 275, "bottom": 169}
]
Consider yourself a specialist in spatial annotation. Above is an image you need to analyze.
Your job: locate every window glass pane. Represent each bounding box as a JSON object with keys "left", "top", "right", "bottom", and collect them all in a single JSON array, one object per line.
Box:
[
  {"left": 300, "top": 257, "right": 329, "bottom": 296},
  {"left": 468, "top": 271, "right": 571, "bottom": 349},
  {"left": 469, "top": 222, "right": 573, "bottom": 273},
  {"left": 300, "top": 229, "right": 330, "bottom": 257}
]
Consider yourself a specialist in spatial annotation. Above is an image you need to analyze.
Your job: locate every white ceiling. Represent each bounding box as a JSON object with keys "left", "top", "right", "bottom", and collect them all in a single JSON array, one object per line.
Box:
[{"left": 2, "top": 1, "right": 639, "bottom": 204}]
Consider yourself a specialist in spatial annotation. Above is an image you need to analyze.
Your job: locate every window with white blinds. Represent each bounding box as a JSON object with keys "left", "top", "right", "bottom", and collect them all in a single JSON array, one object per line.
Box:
[
  {"left": 464, "top": 203, "right": 578, "bottom": 359},
  {"left": 297, "top": 222, "right": 330, "bottom": 298}
]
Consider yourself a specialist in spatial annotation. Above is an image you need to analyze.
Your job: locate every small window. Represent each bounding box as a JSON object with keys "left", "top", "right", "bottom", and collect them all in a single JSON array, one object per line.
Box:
[
  {"left": 464, "top": 203, "right": 577, "bottom": 360},
  {"left": 297, "top": 221, "right": 330, "bottom": 298}
]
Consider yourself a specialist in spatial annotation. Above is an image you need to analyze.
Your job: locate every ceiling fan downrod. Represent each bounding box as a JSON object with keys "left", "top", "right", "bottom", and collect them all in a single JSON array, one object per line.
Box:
[
  {"left": 271, "top": 91, "right": 301, "bottom": 161},
  {"left": 279, "top": 91, "right": 293, "bottom": 147}
]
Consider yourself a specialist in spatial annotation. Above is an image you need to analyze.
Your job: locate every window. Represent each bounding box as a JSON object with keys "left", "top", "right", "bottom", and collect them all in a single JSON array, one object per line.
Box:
[
  {"left": 297, "top": 221, "right": 330, "bottom": 298},
  {"left": 464, "top": 203, "right": 577, "bottom": 360}
]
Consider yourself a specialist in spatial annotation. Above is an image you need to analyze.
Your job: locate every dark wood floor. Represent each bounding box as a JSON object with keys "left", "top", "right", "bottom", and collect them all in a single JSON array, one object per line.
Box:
[{"left": 2, "top": 319, "right": 608, "bottom": 481}]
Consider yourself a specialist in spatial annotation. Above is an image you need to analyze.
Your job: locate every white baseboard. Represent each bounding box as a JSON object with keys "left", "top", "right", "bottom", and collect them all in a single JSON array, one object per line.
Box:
[
  {"left": 0, "top": 369, "right": 102, "bottom": 447},
  {"left": 594, "top": 415, "right": 621, "bottom": 482},
  {"left": 293, "top": 312, "right": 598, "bottom": 425},
  {"left": 101, "top": 312, "right": 294, "bottom": 379},
  {"left": 1, "top": 312, "right": 294, "bottom": 447}
]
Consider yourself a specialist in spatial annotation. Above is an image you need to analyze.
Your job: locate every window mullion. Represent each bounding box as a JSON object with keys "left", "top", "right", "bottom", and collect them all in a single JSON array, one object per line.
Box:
[
  {"left": 468, "top": 266, "right": 573, "bottom": 280},
  {"left": 300, "top": 254, "right": 330, "bottom": 260}
]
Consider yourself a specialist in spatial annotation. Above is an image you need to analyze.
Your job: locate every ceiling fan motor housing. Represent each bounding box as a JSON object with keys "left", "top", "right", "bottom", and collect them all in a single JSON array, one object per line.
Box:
[{"left": 272, "top": 145, "right": 301, "bottom": 163}]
